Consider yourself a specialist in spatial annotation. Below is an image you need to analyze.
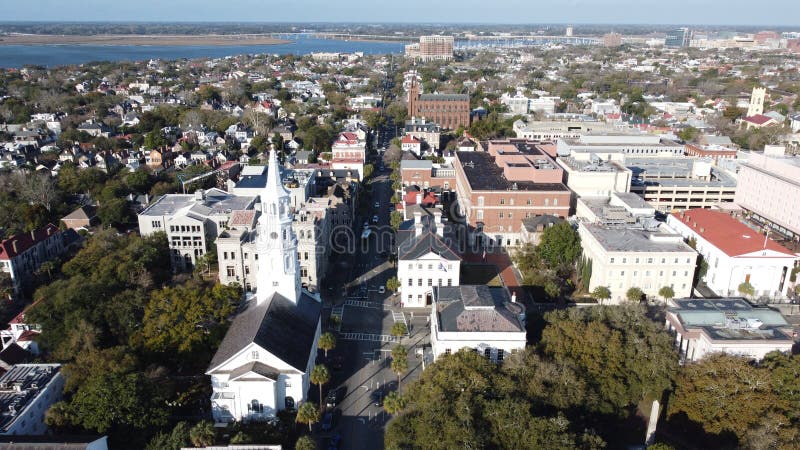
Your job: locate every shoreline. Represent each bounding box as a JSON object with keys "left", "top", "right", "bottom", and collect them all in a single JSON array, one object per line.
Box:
[{"left": 0, "top": 34, "right": 292, "bottom": 47}]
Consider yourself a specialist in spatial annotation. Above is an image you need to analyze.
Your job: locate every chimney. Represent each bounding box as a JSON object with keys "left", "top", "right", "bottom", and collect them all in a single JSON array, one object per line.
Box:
[
  {"left": 11, "top": 240, "right": 18, "bottom": 254},
  {"left": 416, "top": 193, "right": 422, "bottom": 205},
  {"left": 415, "top": 221, "right": 424, "bottom": 237},
  {"left": 30, "top": 230, "right": 36, "bottom": 241},
  {"left": 511, "top": 292, "right": 517, "bottom": 303},
  {"left": 433, "top": 210, "right": 443, "bottom": 237},
  {"left": 413, "top": 211, "right": 422, "bottom": 225}
]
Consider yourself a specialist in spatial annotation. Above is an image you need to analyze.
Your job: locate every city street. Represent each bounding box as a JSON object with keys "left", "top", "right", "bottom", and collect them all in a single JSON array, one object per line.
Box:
[{"left": 314, "top": 167, "right": 427, "bottom": 450}]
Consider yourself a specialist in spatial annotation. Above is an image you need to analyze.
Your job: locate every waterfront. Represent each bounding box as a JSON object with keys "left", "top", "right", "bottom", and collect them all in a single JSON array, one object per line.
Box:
[{"left": 0, "top": 37, "right": 405, "bottom": 68}]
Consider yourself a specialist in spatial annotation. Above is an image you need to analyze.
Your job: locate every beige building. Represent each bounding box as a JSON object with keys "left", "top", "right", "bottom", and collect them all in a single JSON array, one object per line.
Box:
[
  {"left": 734, "top": 151, "right": 800, "bottom": 240},
  {"left": 405, "top": 35, "right": 454, "bottom": 61},
  {"left": 556, "top": 156, "right": 632, "bottom": 198},
  {"left": 578, "top": 221, "right": 697, "bottom": 303}
]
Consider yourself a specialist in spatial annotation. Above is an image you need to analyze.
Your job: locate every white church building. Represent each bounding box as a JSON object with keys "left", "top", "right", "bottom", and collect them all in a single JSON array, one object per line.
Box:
[{"left": 207, "top": 150, "right": 322, "bottom": 423}]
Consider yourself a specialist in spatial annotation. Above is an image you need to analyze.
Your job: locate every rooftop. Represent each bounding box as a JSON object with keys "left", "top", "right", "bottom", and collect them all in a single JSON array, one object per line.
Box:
[
  {"left": 670, "top": 298, "right": 793, "bottom": 341},
  {"left": 0, "top": 224, "right": 60, "bottom": 260},
  {"left": 581, "top": 222, "right": 694, "bottom": 253},
  {"left": 670, "top": 209, "right": 796, "bottom": 257},
  {"left": 0, "top": 364, "right": 61, "bottom": 433},
  {"left": 627, "top": 157, "right": 737, "bottom": 188},
  {"left": 140, "top": 188, "right": 254, "bottom": 218},
  {"left": 434, "top": 286, "right": 525, "bottom": 333},
  {"left": 457, "top": 151, "right": 568, "bottom": 192}
]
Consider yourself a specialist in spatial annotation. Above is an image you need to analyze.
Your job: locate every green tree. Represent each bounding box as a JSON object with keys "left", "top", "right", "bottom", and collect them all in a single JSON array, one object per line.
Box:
[
  {"left": 363, "top": 163, "right": 374, "bottom": 180},
  {"left": 296, "top": 402, "right": 320, "bottom": 432},
  {"left": 390, "top": 211, "right": 404, "bottom": 230},
  {"left": 295, "top": 436, "right": 317, "bottom": 450},
  {"left": 146, "top": 421, "right": 191, "bottom": 450},
  {"left": 126, "top": 169, "right": 153, "bottom": 193},
  {"left": 310, "top": 364, "right": 331, "bottom": 407},
  {"left": 144, "top": 130, "right": 169, "bottom": 149},
  {"left": 591, "top": 286, "right": 611, "bottom": 305},
  {"left": 658, "top": 286, "right": 675, "bottom": 302},
  {"left": 391, "top": 344, "right": 409, "bottom": 384},
  {"left": 386, "top": 276, "right": 400, "bottom": 293},
  {"left": 738, "top": 281, "right": 756, "bottom": 298},
  {"left": 271, "top": 132, "right": 285, "bottom": 153},
  {"left": 626, "top": 287, "right": 644, "bottom": 302},
  {"left": 383, "top": 391, "right": 407, "bottom": 415},
  {"left": 676, "top": 126, "right": 699, "bottom": 142},
  {"left": 318, "top": 332, "right": 337, "bottom": 358},
  {"left": 97, "top": 197, "right": 132, "bottom": 227},
  {"left": 189, "top": 420, "right": 216, "bottom": 447},
  {"left": 535, "top": 222, "right": 581, "bottom": 272},
  {"left": 390, "top": 322, "right": 408, "bottom": 340}
]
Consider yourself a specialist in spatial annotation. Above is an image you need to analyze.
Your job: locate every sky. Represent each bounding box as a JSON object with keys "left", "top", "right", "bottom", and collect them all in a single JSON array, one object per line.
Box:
[{"left": 1, "top": 0, "right": 799, "bottom": 26}]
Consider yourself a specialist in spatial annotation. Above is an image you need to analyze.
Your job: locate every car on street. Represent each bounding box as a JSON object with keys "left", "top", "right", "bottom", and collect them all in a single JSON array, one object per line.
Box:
[
  {"left": 378, "top": 286, "right": 385, "bottom": 294},
  {"left": 321, "top": 410, "right": 334, "bottom": 431},
  {"left": 372, "top": 215, "right": 379, "bottom": 223},
  {"left": 388, "top": 204, "right": 395, "bottom": 211},
  {"left": 374, "top": 201, "right": 380, "bottom": 208},
  {"left": 363, "top": 220, "right": 369, "bottom": 229},
  {"left": 361, "top": 228, "right": 372, "bottom": 239},
  {"left": 325, "top": 389, "right": 339, "bottom": 407},
  {"left": 370, "top": 389, "right": 383, "bottom": 406}
]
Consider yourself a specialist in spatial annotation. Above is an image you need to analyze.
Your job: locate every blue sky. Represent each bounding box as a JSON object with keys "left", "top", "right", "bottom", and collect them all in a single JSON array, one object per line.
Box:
[{"left": 2, "top": 0, "right": 799, "bottom": 26}]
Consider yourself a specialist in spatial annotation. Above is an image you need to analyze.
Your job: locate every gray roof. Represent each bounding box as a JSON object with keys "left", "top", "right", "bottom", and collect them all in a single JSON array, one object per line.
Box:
[
  {"left": 208, "top": 292, "right": 321, "bottom": 372},
  {"left": 521, "top": 215, "right": 564, "bottom": 232},
  {"left": 0, "top": 365, "right": 61, "bottom": 433},
  {"left": 457, "top": 151, "right": 569, "bottom": 192},
  {"left": 228, "top": 361, "right": 283, "bottom": 381},
  {"left": 400, "top": 160, "right": 433, "bottom": 170},
  {"left": 435, "top": 286, "right": 526, "bottom": 333},
  {"left": 419, "top": 93, "right": 469, "bottom": 101},
  {"left": 670, "top": 298, "right": 792, "bottom": 341},
  {"left": 582, "top": 223, "right": 694, "bottom": 253},
  {"left": 140, "top": 189, "right": 255, "bottom": 217},
  {"left": 62, "top": 205, "right": 96, "bottom": 221},
  {"left": 396, "top": 215, "right": 460, "bottom": 262}
]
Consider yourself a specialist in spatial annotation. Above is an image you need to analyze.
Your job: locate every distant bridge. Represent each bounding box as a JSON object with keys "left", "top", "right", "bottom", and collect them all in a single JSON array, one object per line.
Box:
[{"left": 456, "top": 35, "right": 600, "bottom": 49}]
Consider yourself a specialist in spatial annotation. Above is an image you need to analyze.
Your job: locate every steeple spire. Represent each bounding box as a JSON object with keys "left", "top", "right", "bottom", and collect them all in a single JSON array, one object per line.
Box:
[{"left": 256, "top": 149, "right": 300, "bottom": 304}]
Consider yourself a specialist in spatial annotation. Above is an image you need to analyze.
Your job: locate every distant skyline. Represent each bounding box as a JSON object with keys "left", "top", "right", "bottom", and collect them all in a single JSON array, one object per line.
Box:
[{"left": 2, "top": 0, "right": 800, "bottom": 27}]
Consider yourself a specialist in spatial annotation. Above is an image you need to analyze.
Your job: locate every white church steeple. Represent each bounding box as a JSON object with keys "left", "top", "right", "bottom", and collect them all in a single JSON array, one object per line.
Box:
[{"left": 256, "top": 149, "right": 300, "bottom": 304}]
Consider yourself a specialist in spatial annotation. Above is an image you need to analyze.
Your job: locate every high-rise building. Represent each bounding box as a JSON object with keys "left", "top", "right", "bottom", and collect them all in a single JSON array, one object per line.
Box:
[
  {"left": 603, "top": 32, "right": 623, "bottom": 47},
  {"left": 565, "top": 26, "right": 574, "bottom": 37},
  {"left": 405, "top": 35, "right": 454, "bottom": 61},
  {"left": 665, "top": 28, "right": 691, "bottom": 48}
]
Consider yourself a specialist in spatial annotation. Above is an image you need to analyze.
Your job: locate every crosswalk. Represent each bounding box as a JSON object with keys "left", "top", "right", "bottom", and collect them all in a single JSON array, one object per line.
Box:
[
  {"left": 344, "top": 299, "right": 382, "bottom": 309},
  {"left": 340, "top": 332, "right": 397, "bottom": 343},
  {"left": 391, "top": 311, "right": 408, "bottom": 334}
]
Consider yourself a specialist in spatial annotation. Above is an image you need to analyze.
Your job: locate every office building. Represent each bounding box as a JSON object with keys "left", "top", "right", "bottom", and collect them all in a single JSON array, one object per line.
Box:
[
  {"left": 735, "top": 151, "right": 800, "bottom": 240},
  {"left": 665, "top": 28, "right": 691, "bottom": 48},
  {"left": 0, "top": 364, "right": 63, "bottom": 436},
  {"left": 405, "top": 35, "right": 454, "bottom": 61}
]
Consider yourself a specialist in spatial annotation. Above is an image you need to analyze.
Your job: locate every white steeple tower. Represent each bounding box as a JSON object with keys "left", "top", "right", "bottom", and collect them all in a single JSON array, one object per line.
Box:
[{"left": 256, "top": 149, "right": 300, "bottom": 304}]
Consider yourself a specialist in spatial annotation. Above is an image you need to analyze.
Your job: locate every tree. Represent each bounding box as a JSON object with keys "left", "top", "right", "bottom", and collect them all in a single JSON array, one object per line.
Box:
[
  {"left": 391, "top": 344, "right": 409, "bottom": 384},
  {"left": 271, "top": 132, "right": 285, "bottom": 152},
  {"left": 144, "top": 130, "right": 168, "bottom": 149},
  {"left": 386, "top": 276, "right": 400, "bottom": 293},
  {"left": 14, "top": 172, "right": 60, "bottom": 212},
  {"left": 126, "top": 169, "right": 153, "bottom": 193},
  {"left": 591, "top": 286, "right": 611, "bottom": 305},
  {"left": 738, "top": 281, "right": 756, "bottom": 298},
  {"left": 390, "top": 211, "right": 404, "bottom": 230},
  {"left": 296, "top": 402, "right": 320, "bottom": 432},
  {"left": 146, "top": 421, "right": 191, "bottom": 450},
  {"left": 390, "top": 322, "right": 408, "bottom": 340},
  {"left": 383, "top": 391, "right": 407, "bottom": 415},
  {"left": 318, "top": 332, "right": 336, "bottom": 358},
  {"left": 97, "top": 197, "right": 132, "bottom": 227},
  {"left": 535, "top": 222, "right": 581, "bottom": 272},
  {"left": 295, "top": 436, "right": 317, "bottom": 450},
  {"left": 626, "top": 287, "right": 644, "bottom": 302},
  {"left": 363, "top": 163, "right": 374, "bottom": 180},
  {"left": 658, "top": 286, "right": 675, "bottom": 302},
  {"left": 189, "top": 421, "right": 216, "bottom": 448},
  {"left": 310, "top": 364, "right": 331, "bottom": 407}
]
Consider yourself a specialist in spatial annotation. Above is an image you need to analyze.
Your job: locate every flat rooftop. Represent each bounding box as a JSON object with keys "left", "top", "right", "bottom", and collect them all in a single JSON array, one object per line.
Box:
[
  {"left": 457, "top": 151, "right": 569, "bottom": 192},
  {"left": 0, "top": 364, "right": 61, "bottom": 433},
  {"left": 670, "top": 298, "right": 793, "bottom": 341},
  {"left": 141, "top": 189, "right": 254, "bottom": 217},
  {"left": 558, "top": 156, "right": 627, "bottom": 173},
  {"left": 582, "top": 222, "right": 694, "bottom": 253},
  {"left": 627, "top": 157, "right": 737, "bottom": 188}
]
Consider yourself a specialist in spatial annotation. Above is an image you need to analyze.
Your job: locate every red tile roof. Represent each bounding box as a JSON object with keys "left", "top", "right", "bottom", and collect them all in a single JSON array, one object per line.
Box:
[
  {"left": 671, "top": 209, "right": 796, "bottom": 257},
  {"left": 0, "top": 224, "right": 60, "bottom": 260},
  {"left": 743, "top": 114, "right": 775, "bottom": 125},
  {"left": 401, "top": 135, "right": 421, "bottom": 144}
]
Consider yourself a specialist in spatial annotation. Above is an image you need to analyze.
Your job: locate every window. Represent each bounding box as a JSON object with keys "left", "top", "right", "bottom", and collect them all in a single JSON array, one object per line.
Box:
[
  {"left": 610, "top": 258, "right": 615, "bottom": 263},
  {"left": 226, "top": 266, "right": 235, "bottom": 277},
  {"left": 661, "top": 258, "right": 666, "bottom": 264},
  {"left": 509, "top": 198, "right": 514, "bottom": 205},
  {"left": 249, "top": 399, "right": 263, "bottom": 413},
  {"left": 445, "top": 348, "right": 451, "bottom": 355},
  {"left": 508, "top": 213, "right": 513, "bottom": 219},
  {"left": 545, "top": 198, "right": 549, "bottom": 206},
  {"left": 408, "top": 264, "right": 413, "bottom": 269},
  {"left": 635, "top": 258, "right": 640, "bottom": 264},
  {"left": 526, "top": 198, "right": 532, "bottom": 205},
  {"left": 500, "top": 198, "right": 505, "bottom": 205},
  {"left": 497, "top": 349, "right": 504, "bottom": 362},
  {"left": 645, "top": 271, "right": 650, "bottom": 276},
  {"left": 622, "top": 258, "right": 627, "bottom": 263},
  {"left": 659, "top": 271, "right": 664, "bottom": 276},
  {"left": 647, "top": 258, "right": 653, "bottom": 264},
  {"left": 428, "top": 279, "right": 433, "bottom": 286},
  {"left": 684, "top": 271, "right": 689, "bottom": 276},
  {"left": 633, "top": 271, "right": 638, "bottom": 276},
  {"left": 408, "top": 278, "right": 412, "bottom": 286},
  {"left": 418, "top": 279, "right": 423, "bottom": 286},
  {"left": 408, "top": 295, "right": 412, "bottom": 302},
  {"left": 447, "top": 279, "right": 453, "bottom": 286},
  {"left": 620, "top": 271, "right": 625, "bottom": 276},
  {"left": 428, "top": 264, "right": 433, "bottom": 270},
  {"left": 245, "top": 266, "right": 250, "bottom": 275},
  {"left": 438, "top": 279, "right": 443, "bottom": 286},
  {"left": 484, "top": 348, "right": 491, "bottom": 359},
  {"left": 476, "top": 210, "right": 484, "bottom": 220},
  {"left": 251, "top": 351, "right": 259, "bottom": 360},
  {"left": 553, "top": 198, "right": 558, "bottom": 206},
  {"left": 151, "top": 220, "right": 161, "bottom": 228},
  {"left": 499, "top": 212, "right": 504, "bottom": 219},
  {"left": 477, "top": 196, "right": 485, "bottom": 207}
]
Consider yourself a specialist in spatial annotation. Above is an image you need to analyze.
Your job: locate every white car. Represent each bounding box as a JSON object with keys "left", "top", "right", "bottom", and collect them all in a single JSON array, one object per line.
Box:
[
  {"left": 374, "top": 201, "right": 380, "bottom": 208},
  {"left": 372, "top": 215, "right": 379, "bottom": 223},
  {"left": 378, "top": 286, "right": 386, "bottom": 294}
]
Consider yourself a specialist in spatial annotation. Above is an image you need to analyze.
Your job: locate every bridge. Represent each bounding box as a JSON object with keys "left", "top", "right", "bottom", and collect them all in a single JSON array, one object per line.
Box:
[{"left": 456, "top": 35, "right": 600, "bottom": 49}]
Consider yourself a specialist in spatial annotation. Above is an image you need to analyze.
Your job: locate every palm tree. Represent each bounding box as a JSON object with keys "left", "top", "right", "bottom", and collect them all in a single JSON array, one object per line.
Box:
[
  {"left": 295, "top": 436, "right": 317, "bottom": 450},
  {"left": 189, "top": 420, "right": 216, "bottom": 447},
  {"left": 591, "top": 286, "right": 611, "bottom": 305},
  {"left": 296, "top": 401, "right": 320, "bottom": 432},
  {"left": 383, "top": 391, "right": 407, "bottom": 415},
  {"left": 310, "top": 364, "right": 331, "bottom": 406},
  {"left": 318, "top": 332, "right": 336, "bottom": 358},
  {"left": 391, "top": 345, "right": 408, "bottom": 385},
  {"left": 390, "top": 322, "right": 408, "bottom": 341},
  {"left": 658, "top": 286, "right": 675, "bottom": 303},
  {"left": 626, "top": 287, "right": 644, "bottom": 302}
]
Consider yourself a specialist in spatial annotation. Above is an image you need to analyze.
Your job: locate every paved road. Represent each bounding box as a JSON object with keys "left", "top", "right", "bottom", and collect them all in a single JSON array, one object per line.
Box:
[{"left": 314, "top": 167, "right": 427, "bottom": 450}]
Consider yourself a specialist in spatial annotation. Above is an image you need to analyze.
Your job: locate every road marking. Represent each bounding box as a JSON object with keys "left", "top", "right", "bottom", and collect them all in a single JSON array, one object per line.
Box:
[
  {"left": 340, "top": 332, "right": 397, "bottom": 343},
  {"left": 392, "top": 311, "right": 409, "bottom": 334},
  {"left": 344, "top": 300, "right": 381, "bottom": 309}
]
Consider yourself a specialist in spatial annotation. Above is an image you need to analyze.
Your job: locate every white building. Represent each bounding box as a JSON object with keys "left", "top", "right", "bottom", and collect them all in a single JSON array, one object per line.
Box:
[
  {"left": 734, "top": 151, "right": 800, "bottom": 240},
  {"left": 556, "top": 134, "right": 685, "bottom": 160},
  {"left": 578, "top": 221, "right": 698, "bottom": 303},
  {"left": 397, "top": 209, "right": 461, "bottom": 308},
  {"left": 430, "top": 285, "right": 527, "bottom": 362},
  {"left": 331, "top": 132, "right": 365, "bottom": 181},
  {"left": 0, "top": 224, "right": 66, "bottom": 297},
  {"left": 0, "top": 364, "right": 63, "bottom": 436},
  {"left": 207, "top": 150, "right": 322, "bottom": 423},
  {"left": 556, "top": 155, "right": 632, "bottom": 198},
  {"left": 138, "top": 189, "right": 256, "bottom": 271},
  {"left": 665, "top": 298, "right": 794, "bottom": 362},
  {"left": 667, "top": 209, "right": 799, "bottom": 298}
]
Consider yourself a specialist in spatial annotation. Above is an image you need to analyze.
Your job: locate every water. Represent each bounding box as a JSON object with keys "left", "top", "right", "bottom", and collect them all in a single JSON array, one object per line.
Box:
[{"left": 0, "top": 38, "right": 405, "bottom": 68}]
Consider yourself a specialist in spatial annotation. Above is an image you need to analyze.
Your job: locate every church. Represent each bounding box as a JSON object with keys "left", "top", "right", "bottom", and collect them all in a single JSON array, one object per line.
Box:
[{"left": 206, "top": 150, "right": 322, "bottom": 423}]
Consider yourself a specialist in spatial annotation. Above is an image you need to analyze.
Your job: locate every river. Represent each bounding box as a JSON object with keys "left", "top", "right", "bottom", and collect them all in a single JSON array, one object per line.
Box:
[{"left": 0, "top": 38, "right": 405, "bottom": 68}]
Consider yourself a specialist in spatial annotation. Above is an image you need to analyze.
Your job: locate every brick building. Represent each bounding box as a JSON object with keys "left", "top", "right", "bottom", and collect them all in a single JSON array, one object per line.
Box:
[
  {"left": 453, "top": 140, "right": 571, "bottom": 247},
  {"left": 407, "top": 78, "right": 470, "bottom": 130}
]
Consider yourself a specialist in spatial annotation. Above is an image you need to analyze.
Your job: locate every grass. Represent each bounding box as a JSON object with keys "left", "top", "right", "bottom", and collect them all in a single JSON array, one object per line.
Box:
[{"left": 460, "top": 264, "right": 503, "bottom": 287}]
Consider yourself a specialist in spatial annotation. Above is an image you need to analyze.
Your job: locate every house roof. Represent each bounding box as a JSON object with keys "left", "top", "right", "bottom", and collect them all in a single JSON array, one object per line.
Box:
[
  {"left": 0, "top": 344, "right": 31, "bottom": 366},
  {"left": 434, "top": 286, "right": 525, "bottom": 333},
  {"left": 401, "top": 135, "right": 421, "bottom": 144},
  {"left": 207, "top": 292, "right": 321, "bottom": 373},
  {"left": 0, "top": 224, "right": 60, "bottom": 260},
  {"left": 397, "top": 220, "right": 460, "bottom": 261},
  {"left": 743, "top": 114, "right": 775, "bottom": 125},
  {"left": 61, "top": 205, "right": 96, "bottom": 222},
  {"left": 671, "top": 209, "right": 796, "bottom": 257},
  {"left": 228, "top": 361, "right": 282, "bottom": 381}
]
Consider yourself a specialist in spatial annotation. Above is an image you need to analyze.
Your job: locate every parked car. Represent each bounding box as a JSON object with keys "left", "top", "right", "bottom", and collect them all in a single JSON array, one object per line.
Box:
[
  {"left": 325, "top": 389, "right": 339, "bottom": 408},
  {"left": 378, "top": 286, "right": 385, "bottom": 294},
  {"left": 372, "top": 215, "right": 379, "bottom": 223},
  {"left": 373, "top": 201, "right": 380, "bottom": 208},
  {"left": 321, "top": 410, "right": 334, "bottom": 431},
  {"left": 370, "top": 389, "right": 383, "bottom": 406}
]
